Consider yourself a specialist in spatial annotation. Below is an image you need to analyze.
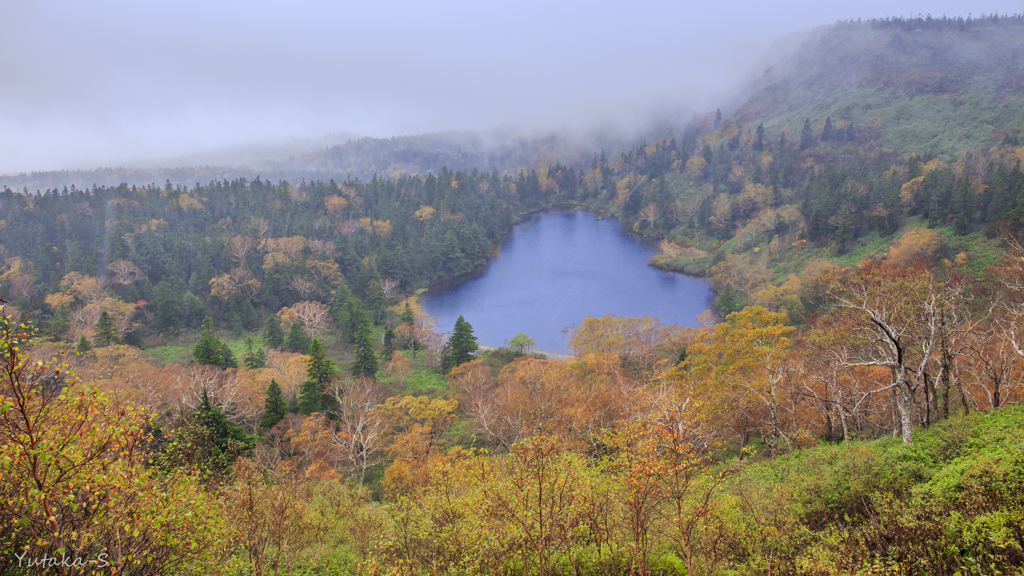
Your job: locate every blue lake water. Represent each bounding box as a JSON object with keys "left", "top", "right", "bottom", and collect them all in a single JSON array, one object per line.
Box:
[{"left": 420, "top": 211, "right": 714, "bottom": 355}]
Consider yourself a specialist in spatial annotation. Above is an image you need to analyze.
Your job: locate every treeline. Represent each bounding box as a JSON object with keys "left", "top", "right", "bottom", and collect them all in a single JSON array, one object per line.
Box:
[{"left": 835, "top": 12, "right": 1024, "bottom": 31}]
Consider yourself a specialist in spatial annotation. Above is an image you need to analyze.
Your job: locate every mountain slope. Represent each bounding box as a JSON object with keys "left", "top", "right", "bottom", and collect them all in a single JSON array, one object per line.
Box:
[{"left": 733, "top": 16, "right": 1024, "bottom": 156}]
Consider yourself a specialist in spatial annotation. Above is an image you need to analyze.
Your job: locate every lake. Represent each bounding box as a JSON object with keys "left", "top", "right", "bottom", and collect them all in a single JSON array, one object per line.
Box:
[{"left": 421, "top": 211, "right": 714, "bottom": 354}]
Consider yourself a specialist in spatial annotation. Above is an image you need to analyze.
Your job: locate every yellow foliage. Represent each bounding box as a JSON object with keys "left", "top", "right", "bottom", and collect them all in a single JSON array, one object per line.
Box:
[
  {"left": 900, "top": 176, "right": 924, "bottom": 208},
  {"left": 262, "top": 252, "right": 291, "bottom": 270},
  {"left": 615, "top": 177, "right": 632, "bottom": 204},
  {"left": 414, "top": 205, "right": 436, "bottom": 222},
  {"left": 885, "top": 227, "right": 944, "bottom": 264},
  {"left": 922, "top": 158, "right": 946, "bottom": 176},
  {"left": 140, "top": 219, "right": 169, "bottom": 232},
  {"left": 751, "top": 275, "right": 804, "bottom": 315},
  {"left": 372, "top": 219, "right": 393, "bottom": 237},
  {"left": 44, "top": 291, "right": 75, "bottom": 310},
  {"left": 744, "top": 183, "right": 774, "bottom": 211},
  {"left": 324, "top": 195, "right": 349, "bottom": 216},
  {"left": 685, "top": 156, "right": 707, "bottom": 178},
  {"left": 177, "top": 194, "right": 204, "bottom": 211}
]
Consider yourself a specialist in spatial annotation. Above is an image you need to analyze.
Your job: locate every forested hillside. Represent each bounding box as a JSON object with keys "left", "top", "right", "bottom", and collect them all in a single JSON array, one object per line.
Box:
[
  {"left": 3, "top": 14, "right": 1024, "bottom": 576},
  {"left": 0, "top": 129, "right": 606, "bottom": 193}
]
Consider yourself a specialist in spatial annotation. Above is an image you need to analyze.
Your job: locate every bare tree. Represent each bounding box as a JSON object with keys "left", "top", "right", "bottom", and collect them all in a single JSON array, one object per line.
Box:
[
  {"left": 380, "top": 278, "right": 400, "bottom": 300},
  {"left": 229, "top": 236, "right": 260, "bottom": 266},
  {"left": 638, "top": 203, "right": 660, "bottom": 230},
  {"left": 106, "top": 259, "right": 144, "bottom": 286},
  {"left": 824, "top": 260, "right": 941, "bottom": 443},
  {"left": 329, "top": 377, "right": 389, "bottom": 485},
  {"left": 290, "top": 276, "right": 316, "bottom": 300},
  {"left": 291, "top": 301, "right": 332, "bottom": 340}
]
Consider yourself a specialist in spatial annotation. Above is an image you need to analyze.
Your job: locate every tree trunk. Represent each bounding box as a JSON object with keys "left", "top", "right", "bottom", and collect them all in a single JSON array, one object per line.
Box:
[
  {"left": 896, "top": 373, "right": 914, "bottom": 444},
  {"left": 837, "top": 403, "right": 849, "bottom": 443},
  {"left": 891, "top": 386, "right": 902, "bottom": 440}
]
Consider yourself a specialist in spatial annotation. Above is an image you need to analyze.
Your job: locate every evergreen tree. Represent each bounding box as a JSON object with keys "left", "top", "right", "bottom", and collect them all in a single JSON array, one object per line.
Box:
[
  {"left": 800, "top": 118, "right": 814, "bottom": 150},
  {"left": 754, "top": 123, "right": 765, "bottom": 151},
  {"left": 400, "top": 302, "right": 415, "bottom": 325},
  {"left": 263, "top": 315, "right": 284, "bottom": 349},
  {"left": 193, "top": 332, "right": 224, "bottom": 366},
  {"left": 243, "top": 337, "right": 266, "bottom": 369},
  {"left": 93, "top": 310, "right": 119, "bottom": 347},
  {"left": 75, "top": 335, "right": 92, "bottom": 355},
  {"left": 717, "top": 284, "right": 746, "bottom": 317},
  {"left": 351, "top": 322, "right": 378, "bottom": 379},
  {"left": 229, "top": 312, "right": 243, "bottom": 335},
  {"left": 299, "top": 339, "right": 335, "bottom": 414},
  {"left": 260, "top": 379, "right": 287, "bottom": 431},
  {"left": 447, "top": 315, "right": 478, "bottom": 372},
  {"left": 156, "top": 388, "right": 255, "bottom": 478},
  {"left": 219, "top": 341, "right": 238, "bottom": 369},
  {"left": 822, "top": 116, "right": 835, "bottom": 141},
  {"left": 285, "top": 322, "right": 310, "bottom": 354},
  {"left": 340, "top": 298, "right": 367, "bottom": 343}
]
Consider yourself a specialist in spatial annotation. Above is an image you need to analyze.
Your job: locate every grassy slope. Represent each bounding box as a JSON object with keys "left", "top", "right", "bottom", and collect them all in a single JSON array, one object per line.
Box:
[{"left": 724, "top": 405, "right": 1024, "bottom": 572}]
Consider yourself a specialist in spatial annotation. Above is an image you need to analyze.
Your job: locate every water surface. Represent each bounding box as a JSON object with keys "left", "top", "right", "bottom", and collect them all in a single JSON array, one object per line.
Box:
[{"left": 421, "top": 211, "right": 713, "bottom": 354}]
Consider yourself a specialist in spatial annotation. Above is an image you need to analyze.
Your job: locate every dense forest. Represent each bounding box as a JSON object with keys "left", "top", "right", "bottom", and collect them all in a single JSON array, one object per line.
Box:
[{"left": 3, "top": 14, "right": 1024, "bottom": 575}]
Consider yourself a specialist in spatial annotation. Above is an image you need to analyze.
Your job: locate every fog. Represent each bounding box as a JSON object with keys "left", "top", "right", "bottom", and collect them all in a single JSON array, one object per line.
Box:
[{"left": 1, "top": 0, "right": 1019, "bottom": 174}]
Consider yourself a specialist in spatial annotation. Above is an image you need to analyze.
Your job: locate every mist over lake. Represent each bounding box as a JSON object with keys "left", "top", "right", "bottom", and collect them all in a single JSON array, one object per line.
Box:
[{"left": 421, "top": 211, "right": 714, "bottom": 354}]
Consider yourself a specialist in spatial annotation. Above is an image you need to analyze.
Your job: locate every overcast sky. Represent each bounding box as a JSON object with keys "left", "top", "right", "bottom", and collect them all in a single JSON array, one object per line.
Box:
[{"left": 1, "top": 0, "right": 1019, "bottom": 173}]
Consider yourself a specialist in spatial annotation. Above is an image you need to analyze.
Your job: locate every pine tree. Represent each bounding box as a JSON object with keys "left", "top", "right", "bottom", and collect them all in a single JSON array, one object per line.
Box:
[
  {"left": 164, "top": 388, "right": 255, "bottom": 477},
  {"left": 400, "top": 302, "right": 415, "bottom": 325},
  {"left": 94, "top": 310, "right": 119, "bottom": 347},
  {"left": 193, "top": 317, "right": 224, "bottom": 366},
  {"left": 754, "top": 123, "right": 765, "bottom": 151},
  {"left": 340, "top": 298, "right": 367, "bottom": 343},
  {"left": 822, "top": 116, "right": 834, "bottom": 142},
  {"left": 75, "top": 335, "right": 92, "bottom": 355},
  {"left": 299, "top": 339, "right": 335, "bottom": 414},
  {"left": 351, "top": 322, "right": 378, "bottom": 379},
  {"left": 717, "top": 284, "right": 746, "bottom": 317},
  {"left": 260, "top": 379, "right": 287, "bottom": 431},
  {"left": 243, "top": 337, "right": 266, "bottom": 369},
  {"left": 447, "top": 315, "right": 478, "bottom": 372},
  {"left": 219, "top": 341, "right": 238, "bottom": 369},
  {"left": 800, "top": 118, "right": 814, "bottom": 150},
  {"left": 193, "top": 332, "right": 224, "bottom": 366},
  {"left": 263, "top": 315, "right": 284, "bottom": 349},
  {"left": 285, "top": 322, "right": 310, "bottom": 354}
]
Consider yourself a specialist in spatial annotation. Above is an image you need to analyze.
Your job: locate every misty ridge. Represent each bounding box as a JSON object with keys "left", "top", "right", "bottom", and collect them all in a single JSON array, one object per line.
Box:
[
  {"left": 0, "top": 125, "right": 682, "bottom": 193},
  {"left": 3, "top": 14, "right": 1023, "bottom": 194}
]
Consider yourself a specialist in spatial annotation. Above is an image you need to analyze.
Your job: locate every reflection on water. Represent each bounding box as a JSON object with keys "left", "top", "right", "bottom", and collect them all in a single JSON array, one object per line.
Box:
[{"left": 421, "top": 211, "right": 714, "bottom": 354}]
